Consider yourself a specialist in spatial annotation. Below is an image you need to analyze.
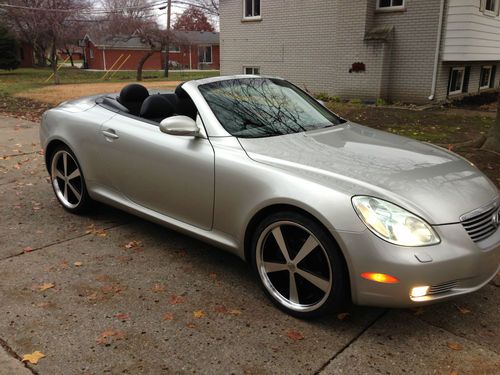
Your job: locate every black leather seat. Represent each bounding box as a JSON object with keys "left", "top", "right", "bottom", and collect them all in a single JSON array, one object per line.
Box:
[
  {"left": 175, "top": 84, "right": 198, "bottom": 120},
  {"left": 118, "top": 84, "right": 149, "bottom": 116},
  {"left": 140, "top": 95, "right": 175, "bottom": 123}
]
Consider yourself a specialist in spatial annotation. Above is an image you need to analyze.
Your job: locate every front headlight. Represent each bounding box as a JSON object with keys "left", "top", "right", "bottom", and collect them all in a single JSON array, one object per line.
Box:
[{"left": 352, "top": 196, "right": 440, "bottom": 247}]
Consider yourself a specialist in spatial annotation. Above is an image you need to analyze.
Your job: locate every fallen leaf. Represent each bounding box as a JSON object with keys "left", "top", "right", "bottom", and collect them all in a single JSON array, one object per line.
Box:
[
  {"left": 96, "top": 329, "right": 126, "bottom": 344},
  {"left": 22, "top": 351, "right": 45, "bottom": 364},
  {"left": 450, "top": 371, "right": 459, "bottom": 375},
  {"left": 454, "top": 304, "right": 471, "bottom": 315},
  {"left": 73, "top": 261, "right": 83, "bottom": 267},
  {"left": 124, "top": 240, "right": 142, "bottom": 249},
  {"left": 186, "top": 323, "right": 196, "bottom": 329},
  {"left": 447, "top": 342, "right": 463, "bottom": 351},
  {"left": 23, "top": 246, "right": 34, "bottom": 253},
  {"left": 163, "top": 312, "right": 174, "bottom": 321},
  {"left": 169, "top": 294, "right": 185, "bottom": 305},
  {"left": 193, "top": 310, "right": 205, "bottom": 318},
  {"left": 214, "top": 305, "right": 242, "bottom": 316},
  {"left": 114, "top": 313, "right": 130, "bottom": 321},
  {"left": 337, "top": 312, "right": 350, "bottom": 321},
  {"left": 95, "top": 229, "right": 107, "bottom": 237},
  {"left": 101, "top": 283, "right": 126, "bottom": 295},
  {"left": 34, "top": 282, "right": 55, "bottom": 292},
  {"left": 151, "top": 283, "right": 166, "bottom": 293},
  {"left": 287, "top": 329, "right": 304, "bottom": 341}
]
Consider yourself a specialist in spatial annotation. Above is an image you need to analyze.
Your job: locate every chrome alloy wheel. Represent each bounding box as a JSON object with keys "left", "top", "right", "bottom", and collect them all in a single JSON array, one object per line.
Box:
[
  {"left": 256, "top": 221, "right": 333, "bottom": 312},
  {"left": 50, "top": 150, "right": 83, "bottom": 209}
]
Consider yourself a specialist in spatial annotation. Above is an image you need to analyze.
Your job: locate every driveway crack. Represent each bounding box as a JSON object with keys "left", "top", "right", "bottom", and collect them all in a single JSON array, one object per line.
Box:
[
  {"left": 0, "top": 337, "right": 40, "bottom": 375},
  {"left": 314, "top": 309, "right": 388, "bottom": 374}
]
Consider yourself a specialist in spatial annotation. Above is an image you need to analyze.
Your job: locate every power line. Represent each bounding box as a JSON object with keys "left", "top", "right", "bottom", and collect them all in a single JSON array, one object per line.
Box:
[{"left": 0, "top": 1, "right": 168, "bottom": 14}]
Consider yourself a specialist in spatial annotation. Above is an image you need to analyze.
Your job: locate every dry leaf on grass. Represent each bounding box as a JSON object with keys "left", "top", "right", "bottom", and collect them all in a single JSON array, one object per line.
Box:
[
  {"left": 447, "top": 342, "right": 463, "bottom": 351},
  {"left": 22, "top": 351, "right": 45, "bottom": 364},
  {"left": 193, "top": 310, "right": 205, "bottom": 318},
  {"left": 96, "top": 329, "right": 126, "bottom": 344},
  {"left": 287, "top": 329, "right": 304, "bottom": 341}
]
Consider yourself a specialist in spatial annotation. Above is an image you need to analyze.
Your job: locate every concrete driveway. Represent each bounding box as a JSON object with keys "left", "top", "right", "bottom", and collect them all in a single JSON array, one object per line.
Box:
[{"left": 0, "top": 115, "right": 498, "bottom": 375}]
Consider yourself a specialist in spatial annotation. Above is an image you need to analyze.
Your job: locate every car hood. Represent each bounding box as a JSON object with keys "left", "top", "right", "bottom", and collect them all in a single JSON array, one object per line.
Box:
[{"left": 238, "top": 123, "right": 499, "bottom": 224}]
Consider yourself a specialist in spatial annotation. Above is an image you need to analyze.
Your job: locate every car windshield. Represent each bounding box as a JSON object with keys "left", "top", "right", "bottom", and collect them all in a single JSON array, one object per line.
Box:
[{"left": 198, "top": 78, "right": 345, "bottom": 138}]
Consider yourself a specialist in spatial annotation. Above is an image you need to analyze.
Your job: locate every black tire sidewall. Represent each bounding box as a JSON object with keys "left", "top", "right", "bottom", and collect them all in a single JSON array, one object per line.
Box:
[{"left": 251, "top": 210, "right": 349, "bottom": 318}]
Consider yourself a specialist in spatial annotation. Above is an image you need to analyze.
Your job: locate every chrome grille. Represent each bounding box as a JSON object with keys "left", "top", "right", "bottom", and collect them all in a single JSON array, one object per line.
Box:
[
  {"left": 461, "top": 204, "right": 499, "bottom": 243},
  {"left": 428, "top": 280, "right": 458, "bottom": 296}
]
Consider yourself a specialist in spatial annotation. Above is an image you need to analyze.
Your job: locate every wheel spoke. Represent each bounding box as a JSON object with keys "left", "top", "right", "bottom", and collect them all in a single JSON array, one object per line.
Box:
[
  {"left": 293, "top": 235, "right": 319, "bottom": 265},
  {"left": 289, "top": 272, "right": 299, "bottom": 304},
  {"left": 67, "top": 168, "right": 80, "bottom": 180},
  {"left": 272, "top": 227, "right": 290, "bottom": 262},
  {"left": 63, "top": 181, "right": 68, "bottom": 200},
  {"left": 296, "top": 269, "right": 330, "bottom": 293},
  {"left": 56, "top": 170, "right": 65, "bottom": 180},
  {"left": 68, "top": 182, "right": 81, "bottom": 201},
  {"left": 263, "top": 261, "right": 288, "bottom": 273},
  {"left": 63, "top": 153, "right": 68, "bottom": 176}
]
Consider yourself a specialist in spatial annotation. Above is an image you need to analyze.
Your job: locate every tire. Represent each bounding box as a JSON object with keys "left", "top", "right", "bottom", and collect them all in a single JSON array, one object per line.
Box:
[
  {"left": 49, "top": 145, "right": 93, "bottom": 214},
  {"left": 251, "top": 211, "right": 349, "bottom": 318}
]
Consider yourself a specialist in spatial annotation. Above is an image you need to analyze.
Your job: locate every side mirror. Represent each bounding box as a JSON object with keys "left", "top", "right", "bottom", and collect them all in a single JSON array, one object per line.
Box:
[{"left": 160, "top": 115, "right": 200, "bottom": 136}]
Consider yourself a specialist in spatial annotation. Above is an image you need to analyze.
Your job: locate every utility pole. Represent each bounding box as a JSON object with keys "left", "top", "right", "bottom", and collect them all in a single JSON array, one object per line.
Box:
[{"left": 163, "top": 0, "right": 172, "bottom": 78}]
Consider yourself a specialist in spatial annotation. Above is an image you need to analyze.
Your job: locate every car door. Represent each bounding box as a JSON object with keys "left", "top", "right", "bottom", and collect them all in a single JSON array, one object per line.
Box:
[{"left": 97, "top": 114, "right": 214, "bottom": 231}]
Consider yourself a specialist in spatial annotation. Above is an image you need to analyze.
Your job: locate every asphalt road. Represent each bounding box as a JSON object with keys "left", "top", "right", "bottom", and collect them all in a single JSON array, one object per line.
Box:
[{"left": 0, "top": 115, "right": 499, "bottom": 375}]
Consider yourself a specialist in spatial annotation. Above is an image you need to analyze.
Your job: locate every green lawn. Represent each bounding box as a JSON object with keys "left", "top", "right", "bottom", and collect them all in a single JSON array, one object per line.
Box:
[{"left": 0, "top": 67, "right": 220, "bottom": 95}]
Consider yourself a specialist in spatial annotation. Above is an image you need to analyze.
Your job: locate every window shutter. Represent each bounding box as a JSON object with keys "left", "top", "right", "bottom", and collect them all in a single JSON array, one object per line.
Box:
[
  {"left": 490, "top": 65, "right": 497, "bottom": 88},
  {"left": 480, "top": 0, "right": 486, "bottom": 12},
  {"left": 462, "top": 66, "right": 471, "bottom": 93}
]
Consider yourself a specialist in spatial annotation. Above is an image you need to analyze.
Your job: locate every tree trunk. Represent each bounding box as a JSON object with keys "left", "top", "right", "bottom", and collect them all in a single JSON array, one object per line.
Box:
[
  {"left": 136, "top": 50, "right": 154, "bottom": 81},
  {"left": 50, "top": 41, "right": 60, "bottom": 85},
  {"left": 65, "top": 48, "right": 74, "bottom": 67},
  {"left": 482, "top": 90, "right": 500, "bottom": 152}
]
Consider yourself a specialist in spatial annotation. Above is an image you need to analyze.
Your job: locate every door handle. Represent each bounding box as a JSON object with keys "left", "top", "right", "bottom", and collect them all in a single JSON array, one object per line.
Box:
[{"left": 102, "top": 129, "right": 119, "bottom": 139}]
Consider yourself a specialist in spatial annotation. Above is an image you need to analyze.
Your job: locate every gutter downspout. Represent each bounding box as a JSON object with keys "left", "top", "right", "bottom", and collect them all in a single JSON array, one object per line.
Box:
[{"left": 429, "top": 0, "right": 446, "bottom": 100}]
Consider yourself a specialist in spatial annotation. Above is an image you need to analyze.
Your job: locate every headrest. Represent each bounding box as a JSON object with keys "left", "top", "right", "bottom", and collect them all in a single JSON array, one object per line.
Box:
[
  {"left": 119, "top": 84, "right": 149, "bottom": 104},
  {"left": 140, "top": 95, "right": 175, "bottom": 122}
]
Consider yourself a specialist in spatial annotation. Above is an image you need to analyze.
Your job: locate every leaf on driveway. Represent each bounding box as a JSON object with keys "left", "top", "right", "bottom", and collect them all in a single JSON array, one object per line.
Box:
[
  {"left": 213, "top": 305, "right": 242, "bottom": 316},
  {"left": 33, "top": 282, "right": 55, "bottom": 292},
  {"left": 23, "top": 246, "right": 34, "bottom": 253},
  {"left": 447, "top": 342, "right": 463, "bottom": 351},
  {"left": 151, "top": 283, "right": 166, "bottom": 293},
  {"left": 96, "top": 329, "right": 126, "bottom": 344},
  {"left": 169, "top": 294, "right": 185, "bottom": 305},
  {"left": 101, "top": 283, "right": 126, "bottom": 295},
  {"left": 163, "top": 312, "right": 174, "bottom": 321},
  {"left": 454, "top": 304, "right": 471, "bottom": 315},
  {"left": 193, "top": 310, "right": 205, "bottom": 318},
  {"left": 287, "top": 329, "right": 304, "bottom": 341},
  {"left": 73, "top": 261, "right": 83, "bottom": 267},
  {"left": 124, "top": 240, "right": 142, "bottom": 249},
  {"left": 186, "top": 323, "right": 197, "bottom": 329},
  {"left": 337, "top": 312, "right": 350, "bottom": 321},
  {"left": 22, "top": 351, "right": 45, "bottom": 364},
  {"left": 95, "top": 229, "right": 107, "bottom": 237},
  {"left": 114, "top": 313, "right": 130, "bottom": 321}
]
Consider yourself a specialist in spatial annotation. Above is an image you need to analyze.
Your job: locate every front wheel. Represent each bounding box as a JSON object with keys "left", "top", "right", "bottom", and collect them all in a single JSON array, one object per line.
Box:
[
  {"left": 49, "top": 145, "right": 92, "bottom": 214},
  {"left": 251, "top": 211, "right": 349, "bottom": 318}
]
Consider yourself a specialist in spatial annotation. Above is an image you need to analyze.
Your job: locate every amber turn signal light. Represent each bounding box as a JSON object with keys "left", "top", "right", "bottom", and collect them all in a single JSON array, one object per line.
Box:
[{"left": 361, "top": 272, "right": 399, "bottom": 284}]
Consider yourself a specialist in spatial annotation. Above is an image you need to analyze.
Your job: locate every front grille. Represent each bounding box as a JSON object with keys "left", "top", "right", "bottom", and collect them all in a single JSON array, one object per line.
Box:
[
  {"left": 461, "top": 204, "right": 499, "bottom": 243},
  {"left": 428, "top": 280, "right": 458, "bottom": 295}
]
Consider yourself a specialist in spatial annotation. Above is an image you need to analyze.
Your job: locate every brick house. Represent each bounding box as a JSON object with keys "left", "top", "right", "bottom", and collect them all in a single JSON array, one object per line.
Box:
[
  {"left": 82, "top": 30, "right": 220, "bottom": 71},
  {"left": 19, "top": 42, "right": 35, "bottom": 67},
  {"left": 220, "top": 0, "right": 500, "bottom": 103}
]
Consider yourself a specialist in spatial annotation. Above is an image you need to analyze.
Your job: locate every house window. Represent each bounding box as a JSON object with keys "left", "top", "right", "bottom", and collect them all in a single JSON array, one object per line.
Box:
[
  {"left": 449, "top": 67, "right": 465, "bottom": 95},
  {"left": 485, "top": 0, "right": 496, "bottom": 12},
  {"left": 244, "top": 67, "right": 260, "bottom": 75},
  {"left": 89, "top": 48, "right": 94, "bottom": 59},
  {"left": 480, "top": 65, "right": 493, "bottom": 89},
  {"left": 377, "top": 0, "right": 405, "bottom": 9},
  {"left": 169, "top": 45, "right": 180, "bottom": 53},
  {"left": 198, "top": 46, "right": 212, "bottom": 64},
  {"left": 244, "top": 0, "right": 261, "bottom": 18}
]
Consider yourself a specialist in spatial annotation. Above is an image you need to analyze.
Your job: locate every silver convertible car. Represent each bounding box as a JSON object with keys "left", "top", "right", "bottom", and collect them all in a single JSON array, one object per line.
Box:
[{"left": 40, "top": 76, "right": 500, "bottom": 318}]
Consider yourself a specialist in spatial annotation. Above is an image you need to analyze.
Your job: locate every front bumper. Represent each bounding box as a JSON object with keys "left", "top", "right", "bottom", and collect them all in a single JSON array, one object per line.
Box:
[{"left": 337, "top": 223, "right": 500, "bottom": 308}]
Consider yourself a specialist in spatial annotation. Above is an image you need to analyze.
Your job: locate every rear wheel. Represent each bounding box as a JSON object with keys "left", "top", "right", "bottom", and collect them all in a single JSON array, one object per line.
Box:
[
  {"left": 50, "top": 145, "right": 92, "bottom": 214},
  {"left": 251, "top": 211, "right": 349, "bottom": 318}
]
